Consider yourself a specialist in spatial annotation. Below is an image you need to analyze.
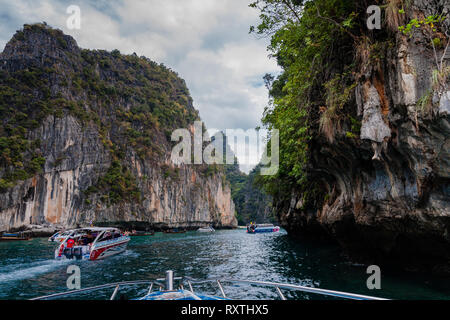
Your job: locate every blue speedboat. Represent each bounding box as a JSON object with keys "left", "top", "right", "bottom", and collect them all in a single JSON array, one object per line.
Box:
[{"left": 247, "top": 223, "right": 280, "bottom": 233}]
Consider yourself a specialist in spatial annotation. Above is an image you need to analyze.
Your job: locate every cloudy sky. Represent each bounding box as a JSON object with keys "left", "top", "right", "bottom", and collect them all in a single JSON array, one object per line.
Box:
[{"left": 0, "top": 0, "right": 280, "bottom": 172}]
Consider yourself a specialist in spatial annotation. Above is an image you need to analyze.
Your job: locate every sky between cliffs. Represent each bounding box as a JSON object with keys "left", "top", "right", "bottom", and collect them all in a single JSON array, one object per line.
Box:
[{"left": 0, "top": 0, "right": 281, "bottom": 173}]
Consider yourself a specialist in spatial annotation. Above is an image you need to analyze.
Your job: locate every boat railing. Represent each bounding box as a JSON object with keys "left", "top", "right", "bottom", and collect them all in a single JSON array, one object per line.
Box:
[
  {"left": 29, "top": 280, "right": 154, "bottom": 300},
  {"left": 181, "top": 276, "right": 388, "bottom": 300},
  {"left": 30, "top": 270, "right": 389, "bottom": 301}
]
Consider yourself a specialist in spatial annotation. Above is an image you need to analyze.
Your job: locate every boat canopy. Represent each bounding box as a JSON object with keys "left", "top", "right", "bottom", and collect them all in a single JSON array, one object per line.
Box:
[
  {"left": 56, "top": 228, "right": 123, "bottom": 244},
  {"left": 64, "top": 227, "right": 121, "bottom": 234}
]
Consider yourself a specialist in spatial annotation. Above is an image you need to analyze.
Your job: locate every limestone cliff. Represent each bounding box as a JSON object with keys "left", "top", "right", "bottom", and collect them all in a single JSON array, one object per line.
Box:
[
  {"left": 271, "top": 0, "right": 449, "bottom": 273},
  {"left": 0, "top": 23, "right": 237, "bottom": 233}
]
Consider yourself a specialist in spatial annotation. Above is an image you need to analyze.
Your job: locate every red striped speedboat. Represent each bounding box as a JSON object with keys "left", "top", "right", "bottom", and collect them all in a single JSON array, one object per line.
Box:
[{"left": 54, "top": 227, "right": 130, "bottom": 261}]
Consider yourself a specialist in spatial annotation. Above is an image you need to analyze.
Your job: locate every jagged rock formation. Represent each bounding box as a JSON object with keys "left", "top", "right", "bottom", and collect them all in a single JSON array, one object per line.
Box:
[
  {"left": 0, "top": 23, "right": 237, "bottom": 233},
  {"left": 272, "top": 1, "right": 450, "bottom": 273}
]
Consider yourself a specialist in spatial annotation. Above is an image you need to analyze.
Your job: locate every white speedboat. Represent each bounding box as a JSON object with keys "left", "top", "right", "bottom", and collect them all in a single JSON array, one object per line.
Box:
[
  {"left": 197, "top": 226, "right": 215, "bottom": 232},
  {"left": 54, "top": 227, "right": 130, "bottom": 261}
]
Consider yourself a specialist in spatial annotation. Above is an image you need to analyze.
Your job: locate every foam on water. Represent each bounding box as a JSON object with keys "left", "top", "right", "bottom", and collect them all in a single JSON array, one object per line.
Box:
[
  {"left": 119, "top": 249, "right": 139, "bottom": 259},
  {"left": 0, "top": 230, "right": 449, "bottom": 299},
  {"left": 0, "top": 259, "right": 71, "bottom": 283}
]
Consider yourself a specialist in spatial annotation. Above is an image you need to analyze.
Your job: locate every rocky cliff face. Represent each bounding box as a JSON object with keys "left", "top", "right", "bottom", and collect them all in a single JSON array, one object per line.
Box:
[
  {"left": 275, "top": 1, "right": 449, "bottom": 273},
  {"left": 0, "top": 23, "right": 237, "bottom": 233}
]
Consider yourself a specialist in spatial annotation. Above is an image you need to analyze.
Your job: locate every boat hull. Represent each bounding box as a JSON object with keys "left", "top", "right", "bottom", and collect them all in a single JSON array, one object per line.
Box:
[
  {"left": 247, "top": 226, "right": 280, "bottom": 233},
  {"left": 0, "top": 237, "right": 31, "bottom": 241},
  {"left": 89, "top": 238, "right": 130, "bottom": 260}
]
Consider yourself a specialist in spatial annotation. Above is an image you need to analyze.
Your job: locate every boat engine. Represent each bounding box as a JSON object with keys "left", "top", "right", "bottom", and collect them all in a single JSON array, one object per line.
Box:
[
  {"left": 72, "top": 247, "right": 83, "bottom": 260},
  {"left": 63, "top": 248, "right": 73, "bottom": 259}
]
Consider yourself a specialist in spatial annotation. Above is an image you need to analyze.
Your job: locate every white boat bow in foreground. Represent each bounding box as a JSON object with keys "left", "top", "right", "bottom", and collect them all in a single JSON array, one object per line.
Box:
[{"left": 31, "top": 270, "right": 389, "bottom": 300}]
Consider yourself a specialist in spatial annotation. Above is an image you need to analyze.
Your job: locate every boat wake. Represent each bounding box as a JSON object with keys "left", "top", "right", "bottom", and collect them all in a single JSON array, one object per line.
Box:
[
  {"left": 120, "top": 249, "right": 139, "bottom": 259},
  {"left": 0, "top": 259, "right": 71, "bottom": 283},
  {"left": 101, "top": 249, "right": 139, "bottom": 262}
]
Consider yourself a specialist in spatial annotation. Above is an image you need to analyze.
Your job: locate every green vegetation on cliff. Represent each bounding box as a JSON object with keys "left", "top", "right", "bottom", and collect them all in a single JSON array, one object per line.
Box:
[
  {"left": 226, "top": 162, "right": 275, "bottom": 225},
  {"left": 0, "top": 64, "right": 57, "bottom": 191},
  {"left": 84, "top": 160, "right": 141, "bottom": 205},
  {"left": 221, "top": 135, "right": 274, "bottom": 225},
  {"left": 250, "top": 0, "right": 359, "bottom": 201}
]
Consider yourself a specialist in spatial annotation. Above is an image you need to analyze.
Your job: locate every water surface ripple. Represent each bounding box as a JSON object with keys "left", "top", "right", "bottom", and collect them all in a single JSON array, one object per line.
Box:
[{"left": 0, "top": 229, "right": 449, "bottom": 300}]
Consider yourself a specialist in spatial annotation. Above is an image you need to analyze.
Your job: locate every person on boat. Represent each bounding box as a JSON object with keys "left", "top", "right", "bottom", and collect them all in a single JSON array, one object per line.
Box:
[
  {"left": 79, "top": 236, "right": 87, "bottom": 245},
  {"left": 66, "top": 238, "right": 75, "bottom": 248},
  {"left": 85, "top": 230, "right": 95, "bottom": 244}
]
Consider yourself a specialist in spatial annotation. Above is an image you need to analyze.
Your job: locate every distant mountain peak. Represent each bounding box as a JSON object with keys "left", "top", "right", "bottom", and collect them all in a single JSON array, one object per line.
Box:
[{"left": 2, "top": 23, "right": 79, "bottom": 60}]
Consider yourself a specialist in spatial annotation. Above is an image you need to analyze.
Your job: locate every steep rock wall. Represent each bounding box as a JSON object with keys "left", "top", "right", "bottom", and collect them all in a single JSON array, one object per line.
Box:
[
  {"left": 0, "top": 24, "right": 237, "bottom": 232},
  {"left": 276, "top": 0, "right": 449, "bottom": 273}
]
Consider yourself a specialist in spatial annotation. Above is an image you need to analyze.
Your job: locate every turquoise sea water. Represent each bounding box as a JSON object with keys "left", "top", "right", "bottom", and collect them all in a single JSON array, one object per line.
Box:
[{"left": 0, "top": 229, "right": 449, "bottom": 300}]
